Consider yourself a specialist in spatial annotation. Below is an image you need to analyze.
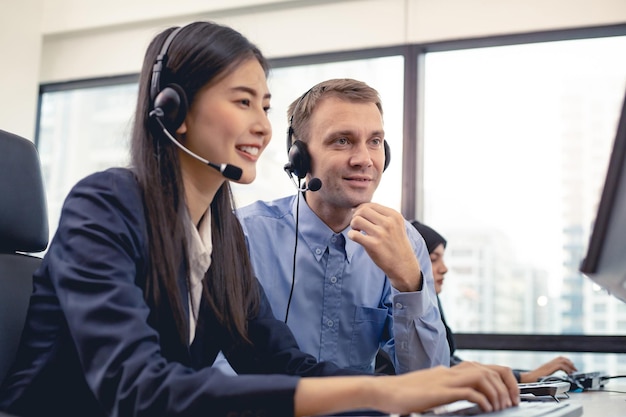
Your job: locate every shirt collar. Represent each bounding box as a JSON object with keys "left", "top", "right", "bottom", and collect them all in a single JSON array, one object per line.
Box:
[
  {"left": 292, "top": 192, "right": 358, "bottom": 263},
  {"left": 185, "top": 207, "right": 213, "bottom": 316},
  {"left": 187, "top": 207, "right": 213, "bottom": 276}
]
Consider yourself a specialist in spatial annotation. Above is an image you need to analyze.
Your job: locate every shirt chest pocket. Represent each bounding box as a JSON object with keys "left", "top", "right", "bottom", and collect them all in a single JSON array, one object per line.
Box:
[{"left": 349, "top": 306, "right": 388, "bottom": 369}]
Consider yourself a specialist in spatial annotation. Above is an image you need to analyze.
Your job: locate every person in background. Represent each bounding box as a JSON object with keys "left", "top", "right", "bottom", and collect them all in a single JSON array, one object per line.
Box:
[
  {"left": 0, "top": 22, "right": 520, "bottom": 417},
  {"left": 235, "top": 78, "right": 449, "bottom": 375},
  {"left": 411, "top": 220, "right": 578, "bottom": 383}
]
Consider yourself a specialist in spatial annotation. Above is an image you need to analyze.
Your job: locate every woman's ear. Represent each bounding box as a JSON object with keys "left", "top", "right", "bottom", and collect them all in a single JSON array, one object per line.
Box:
[{"left": 176, "top": 120, "right": 187, "bottom": 136}]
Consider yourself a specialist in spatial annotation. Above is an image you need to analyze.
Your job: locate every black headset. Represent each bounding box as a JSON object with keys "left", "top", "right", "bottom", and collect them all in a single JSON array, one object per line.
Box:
[
  {"left": 149, "top": 26, "right": 189, "bottom": 133},
  {"left": 147, "top": 25, "right": 244, "bottom": 180},
  {"left": 285, "top": 90, "right": 391, "bottom": 179}
]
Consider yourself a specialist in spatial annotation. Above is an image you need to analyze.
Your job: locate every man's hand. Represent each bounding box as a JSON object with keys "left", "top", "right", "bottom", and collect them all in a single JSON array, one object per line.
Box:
[{"left": 347, "top": 202, "right": 421, "bottom": 292}]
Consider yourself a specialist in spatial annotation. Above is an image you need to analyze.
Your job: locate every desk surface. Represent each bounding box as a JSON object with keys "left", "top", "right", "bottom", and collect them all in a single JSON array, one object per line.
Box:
[{"left": 565, "top": 382, "right": 626, "bottom": 417}]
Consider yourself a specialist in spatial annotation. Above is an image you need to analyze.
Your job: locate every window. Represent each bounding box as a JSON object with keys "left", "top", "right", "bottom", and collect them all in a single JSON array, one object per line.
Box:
[
  {"left": 35, "top": 27, "right": 626, "bottom": 371},
  {"left": 422, "top": 35, "right": 626, "bottom": 372},
  {"left": 38, "top": 79, "right": 138, "bottom": 239}
]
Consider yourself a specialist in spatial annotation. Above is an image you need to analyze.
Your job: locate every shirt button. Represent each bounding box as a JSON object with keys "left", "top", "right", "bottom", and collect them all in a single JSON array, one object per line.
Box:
[
  {"left": 395, "top": 302, "right": 403, "bottom": 309},
  {"left": 331, "top": 236, "right": 336, "bottom": 243},
  {"left": 330, "top": 276, "right": 337, "bottom": 284},
  {"left": 327, "top": 320, "right": 334, "bottom": 327},
  {"left": 315, "top": 248, "right": 322, "bottom": 255}
]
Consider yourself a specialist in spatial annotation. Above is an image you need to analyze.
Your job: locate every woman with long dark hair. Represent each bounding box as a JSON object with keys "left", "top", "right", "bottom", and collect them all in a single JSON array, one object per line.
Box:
[{"left": 0, "top": 21, "right": 518, "bottom": 417}]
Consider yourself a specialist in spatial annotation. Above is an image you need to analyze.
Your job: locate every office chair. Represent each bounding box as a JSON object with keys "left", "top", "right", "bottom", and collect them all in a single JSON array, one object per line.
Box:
[{"left": 0, "top": 129, "right": 48, "bottom": 386}]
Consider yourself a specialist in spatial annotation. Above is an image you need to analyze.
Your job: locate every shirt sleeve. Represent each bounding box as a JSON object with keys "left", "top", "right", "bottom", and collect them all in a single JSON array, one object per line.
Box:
[{"left": 382, "top": 222, "right": 451, "bottom": 373}]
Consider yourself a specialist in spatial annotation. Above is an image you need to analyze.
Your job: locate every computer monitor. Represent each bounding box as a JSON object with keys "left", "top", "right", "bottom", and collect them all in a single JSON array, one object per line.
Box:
[{"left": 580, "top": 90, "right": 626, "bottom": 303}]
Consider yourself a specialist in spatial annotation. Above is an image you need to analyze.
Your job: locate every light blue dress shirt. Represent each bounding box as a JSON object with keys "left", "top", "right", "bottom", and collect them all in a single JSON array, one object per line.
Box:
[{"left": 235, "top": 192, "right": 450, "bottom": 374}]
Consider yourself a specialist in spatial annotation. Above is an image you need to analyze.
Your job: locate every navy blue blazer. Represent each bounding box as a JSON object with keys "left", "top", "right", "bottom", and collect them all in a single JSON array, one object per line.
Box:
[{"left": 0, "top": 168, "right": 356, "bottom": 417}]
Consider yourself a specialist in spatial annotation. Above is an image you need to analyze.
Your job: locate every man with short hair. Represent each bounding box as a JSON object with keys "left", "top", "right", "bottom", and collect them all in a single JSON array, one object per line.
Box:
[{"left": 235, "top": 79, "right": 449, "bottom": 373}]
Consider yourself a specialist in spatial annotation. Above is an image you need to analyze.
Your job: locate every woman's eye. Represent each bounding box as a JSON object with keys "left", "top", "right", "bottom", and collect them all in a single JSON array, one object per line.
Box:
[{"left": 240, "top": 99, "right": 251, "bottom": 106}]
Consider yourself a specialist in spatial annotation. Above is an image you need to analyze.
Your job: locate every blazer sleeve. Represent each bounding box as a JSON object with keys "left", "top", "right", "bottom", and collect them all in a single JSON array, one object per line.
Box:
[{"left": 47, "top": 169, "right": 303, "bottom": 417}]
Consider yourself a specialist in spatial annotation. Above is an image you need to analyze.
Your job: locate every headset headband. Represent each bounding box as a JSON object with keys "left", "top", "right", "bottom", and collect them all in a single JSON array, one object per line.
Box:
[{"left": 150, "top": 26, "right": 184, "bottom": 101}]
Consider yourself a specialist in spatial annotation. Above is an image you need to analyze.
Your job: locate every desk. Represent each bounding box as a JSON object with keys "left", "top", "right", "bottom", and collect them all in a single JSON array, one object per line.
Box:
[{"left": 565, "top": 383, "right": 626, "bottom": 417}]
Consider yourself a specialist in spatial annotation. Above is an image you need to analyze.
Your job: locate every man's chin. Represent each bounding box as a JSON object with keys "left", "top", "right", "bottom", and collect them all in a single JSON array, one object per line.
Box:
[
  {"left": 348, "top": 199, "right": 372, "bottom": 209},
  {"left": 345, "top": 190, "right": 375, "bottom": 204}
]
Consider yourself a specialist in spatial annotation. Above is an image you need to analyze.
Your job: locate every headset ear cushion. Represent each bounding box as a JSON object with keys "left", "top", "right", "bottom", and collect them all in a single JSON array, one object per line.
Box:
[
  {"left": 287, "top": 140, "right": 311, "bottom": 179},
  {"left": 383, "top": 140, "right": 391, "bottom": 171},
  {"left": 153, "top": 83, "right": 188, "bottom": 131}
]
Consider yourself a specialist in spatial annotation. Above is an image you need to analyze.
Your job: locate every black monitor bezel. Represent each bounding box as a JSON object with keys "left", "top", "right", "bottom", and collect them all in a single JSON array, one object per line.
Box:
[{"left": 580, "top": 90, "right": 626, "bottom": 279}]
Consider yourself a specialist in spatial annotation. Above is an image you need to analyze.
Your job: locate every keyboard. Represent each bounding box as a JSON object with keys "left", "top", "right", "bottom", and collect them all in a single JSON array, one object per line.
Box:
[
  {"left": 416, "top": 400, "right": 582, "bottom": 417},
  {"left": 518, "top": 381, "right": 571, "bottom": 400}
]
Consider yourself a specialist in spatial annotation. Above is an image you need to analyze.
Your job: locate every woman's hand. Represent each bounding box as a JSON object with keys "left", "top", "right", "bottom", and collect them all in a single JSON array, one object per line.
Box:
[
  {"left": 294, "top": 361, "right": 519, "bottom": 416},
  {"left": 520, "top": 356, "right": 578, "bottom": 383},
  {"left": 371, "top": 362, "right": 520, "bottom": 415}
]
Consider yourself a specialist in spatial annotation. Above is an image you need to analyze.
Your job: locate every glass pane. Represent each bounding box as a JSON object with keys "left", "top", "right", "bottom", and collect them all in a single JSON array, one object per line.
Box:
[
  {"left": 231, "top": 55, "right": 405, "bottom": 210},
  {"left": 38, "top": 83, "right": 137, "bottom": 240},
  {"left": 422, "top": 36, "right": 626, "bottom": 372}
]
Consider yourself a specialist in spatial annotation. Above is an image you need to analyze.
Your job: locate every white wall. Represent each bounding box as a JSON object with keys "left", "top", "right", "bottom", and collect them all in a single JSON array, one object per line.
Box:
[
  {"left": 0, "top": 0, "right": 43, "bottom": 139},
  {"left": 2, "top": 0, "right": 625, "bottom": 139}
]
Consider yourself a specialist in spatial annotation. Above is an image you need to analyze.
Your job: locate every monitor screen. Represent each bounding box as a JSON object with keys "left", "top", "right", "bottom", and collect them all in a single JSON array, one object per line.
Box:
[{"left": 580, "top": 90, "right": 626, "bottom": 303}]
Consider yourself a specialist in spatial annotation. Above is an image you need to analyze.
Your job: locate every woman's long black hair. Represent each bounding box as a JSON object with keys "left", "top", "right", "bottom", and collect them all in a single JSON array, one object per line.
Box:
[{"left": 130, "top": 21, "right": 268, "bottom": 347}]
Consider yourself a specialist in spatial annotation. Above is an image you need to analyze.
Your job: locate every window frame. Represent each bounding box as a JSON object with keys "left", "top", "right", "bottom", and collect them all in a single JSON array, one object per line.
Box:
[{"left": 36, "top": 23, "right": 626, "bottom": 355}]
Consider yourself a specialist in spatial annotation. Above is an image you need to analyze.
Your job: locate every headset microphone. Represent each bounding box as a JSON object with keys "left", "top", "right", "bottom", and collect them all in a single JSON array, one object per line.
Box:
[
  {"left": 151, "top": 112, "right": 243, "bottom": 181},
  {"left": 306, "top": 177, "right": 322, "bottom": 192},
  {"left": 283, "top": 163, "right": 322, "bottom": 193}
]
